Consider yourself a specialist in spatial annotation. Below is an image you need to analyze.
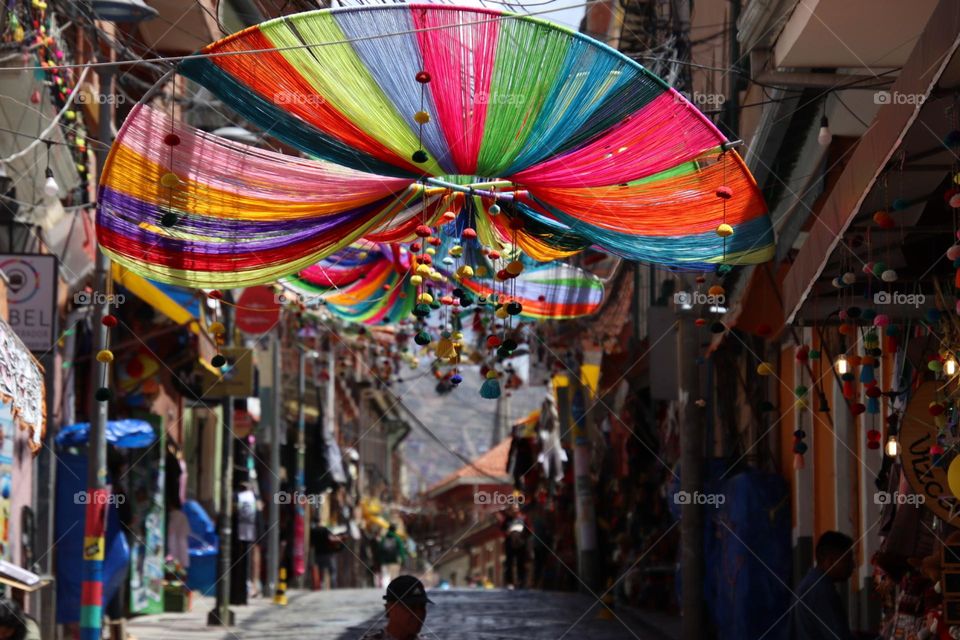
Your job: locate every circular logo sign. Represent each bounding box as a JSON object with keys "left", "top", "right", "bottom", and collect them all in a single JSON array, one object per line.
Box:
[{"left": 0, "top": 258, "right": 42, "bottom": 304}]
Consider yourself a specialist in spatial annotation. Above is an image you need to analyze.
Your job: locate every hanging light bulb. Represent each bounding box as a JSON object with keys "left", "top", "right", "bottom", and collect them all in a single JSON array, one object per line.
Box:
[
  {"left": 834, "top": 354, "right": 849, "bottom": 375},
  {"left": 43, "top": 167, "right": 59, "bottom": 198},
  {"left": 885, "top": 434, "right": 901, "bottom": 457},
  {"left": 817, "top": 116, "right": 833, "bottom": 146},
  {"left": 946, "top": 356, "right": 958, "bottom": 376}
]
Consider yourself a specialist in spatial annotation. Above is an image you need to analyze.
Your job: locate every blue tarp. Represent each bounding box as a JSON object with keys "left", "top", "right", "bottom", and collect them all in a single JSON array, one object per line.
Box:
[
  {"left": 54, "top": 419, "right": 156, "bottom": 623},
  {"left": 669, "top": 464, "right": 792, "bottom": 640},
  {"left": 55, "top": 419, "right": 156, "bottom": 449},
  {"left": 149, "top": 280, "right": 201, "bottom": 319}
]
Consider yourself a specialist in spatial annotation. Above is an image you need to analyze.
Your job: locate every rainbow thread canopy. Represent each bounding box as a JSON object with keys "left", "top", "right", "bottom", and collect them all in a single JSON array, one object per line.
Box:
[{"left": 96, "top": 4, "right": 773, "bottom": 288}]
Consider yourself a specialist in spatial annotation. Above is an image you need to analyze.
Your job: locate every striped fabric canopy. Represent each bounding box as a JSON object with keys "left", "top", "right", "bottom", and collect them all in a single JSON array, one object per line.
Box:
[
  {"left": 283, "top": 242, "right": 604, "bottom": 324},
  {"left": 96, "top": 5, "right": 772, "bottom": 288}
]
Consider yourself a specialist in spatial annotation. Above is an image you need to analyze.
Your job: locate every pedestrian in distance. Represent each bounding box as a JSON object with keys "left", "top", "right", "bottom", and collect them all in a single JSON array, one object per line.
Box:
[
  {"left": 790, "top": 530, "right": 858, "bottom": 640},
  {"left": 361, "top": 575, "right": 433, "bottom": 640},
  {"left": 378, "top": 523, "right": 407, "bottom": 587},
  {"left": 501, "top": 504, "right": 529, "bottom": 589}
]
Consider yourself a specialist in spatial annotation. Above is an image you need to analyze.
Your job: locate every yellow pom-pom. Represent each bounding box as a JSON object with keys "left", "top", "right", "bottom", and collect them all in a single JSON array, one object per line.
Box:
[
  {"left": 414, "top": 111, "right": 431, "bottom": 125},
  {"left": 453, "top": 331, "right": 464, "bottom": 340},
  {"left": 208, "top": 321, "right": 226, "bottom": 335},
  {"left": 415, "top": 264, "right": 431, "bottom": 276},
  {"left": 96, "top": 349, "right": 114, "bottom": 363},
  {"left": 486, "top": 370, "right": 498, "bottom": 380},
  {"left": 756, "top": 362, "right": 774, "bottom": 376},
  {"left": 476, "top": 266, "right": 488, "bottom": 277},
  {"left": 410, "top": 275, "right": 423, "bottom": 286},
  {"left": 358, "top": 251, "right": 368, "bottom": 259},
  {"left": 160, "top": 172, "right": 180, "bottom": 188},
  {"left": 716, "top": 223, "right": 734, "bottom": 238},
  {"left": 425, "top": 247, "right": 436, "bottom": 256},
  {"left": 430, "top": 272, "right": 444, "bottom": 282},
  {"left": 456, "top": 265, "right": 474, "bottom": 279},
  {"left": 450, "top": 246, "right": 463, "bottom": 257},
  {"left": 418, "top": 293, "right": 434, "bottom": 304},
  {"left": 495, "top": 307, "right": 509, "bottom": 319},
  {"left": 506, "top": 260, "right": 524, "bottom": 275}
]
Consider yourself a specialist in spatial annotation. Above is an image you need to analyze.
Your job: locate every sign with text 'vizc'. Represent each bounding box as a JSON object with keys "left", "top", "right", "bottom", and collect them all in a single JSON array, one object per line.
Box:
[
  {"left": 902, "top": 381, "right": 960, "bottom": 525},
  {"left": 0, "top": 255, "right": 57, "bottom": 352}
]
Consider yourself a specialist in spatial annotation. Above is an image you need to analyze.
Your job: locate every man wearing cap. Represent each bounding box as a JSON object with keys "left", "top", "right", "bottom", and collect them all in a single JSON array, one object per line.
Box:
[{"left": 360, "top": 575, "right": 433, "bottom": 640}]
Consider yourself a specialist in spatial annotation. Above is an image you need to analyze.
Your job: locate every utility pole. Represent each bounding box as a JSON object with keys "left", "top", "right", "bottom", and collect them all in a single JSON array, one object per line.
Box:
[
  {"left": 209, "top": 297, "right": 235, "bottom": 626},
  {"left": 678, "top": 315, "right": 704, "bottom": 640},
  {"left": 78, "top": 63, "right": 114, "bottom": 640},
  {"left": 556, "top": 372, "right": 598, "bottom": 592},
  {"left": 266, "top": 330, "right": 281, "bottom": 596},
  {"left": 292, "top": 347, "right": 306, "bottom": 587}
]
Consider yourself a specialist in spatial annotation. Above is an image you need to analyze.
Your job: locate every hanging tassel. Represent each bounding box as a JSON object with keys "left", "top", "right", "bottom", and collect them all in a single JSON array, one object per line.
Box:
[
  {"left": 866, "top": 396, "right": 880, "bottom": 414},
  {"left": 860, "top": 364, "right": 875, "bottom": 385},
  {"left": 436, "top": 337, "right": 455, "bottom": 359},
  {"left": 480, "top": 371, "right": 501, "bottom": 399},
  {"left": 793, "top": 453, "right": 805, "bottom": 470}
]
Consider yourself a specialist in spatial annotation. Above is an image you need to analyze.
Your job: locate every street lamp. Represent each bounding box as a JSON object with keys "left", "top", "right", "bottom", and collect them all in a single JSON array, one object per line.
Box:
[{"left": 834, "top": 354, "right": 849, "bottom": 375}]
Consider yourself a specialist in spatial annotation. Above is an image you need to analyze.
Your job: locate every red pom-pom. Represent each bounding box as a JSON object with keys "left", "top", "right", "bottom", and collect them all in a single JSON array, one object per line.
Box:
[
  {"left": 102, "top": 314, "right": 118, "bottom": 327},
  {"left": 866, "top": 386, "right": 882, "bottom": 398},
  {"left": 415, "top": 224, "right": 432, "bottom": 238},
  {"left": 850, "top": 402, "right": 866, "bottom": 416},
  {"left": 496, "top": 269, "right": 509, "bottom": 281},
  {"left": 410, "top": 242, "right": 422, "bottom": 253},
  {"left": 462, "top": 229, "right": 478, "bottom": 240},
  {"left": 207, "top": 290, "right": 223, "bottom": 299},
  {"left": 695, "top": 318, "right": 707, "bottom": 327},
  {"left": 486, "top": 335, "right": 502, "bottom": 348},
  {"left": 428, "top": 236, "right": 442, "bottom": 246},
  {"left": 415, "top": 71, "right": 431, "bottom": 84},
  {"left": 716, "top": 186, "right": 734, "bottom": 199},
  {"left": 419, "top": 254, "right": 432, "bottom": 265},
  {"left": 695, "top": 275, "right": 706, "bottom": 284},
  {"left": 164, "top": 133, "right": 181, "bottom": 146},
  {"left": 488, "top": 251, "right": 501, "bottom": 260}
]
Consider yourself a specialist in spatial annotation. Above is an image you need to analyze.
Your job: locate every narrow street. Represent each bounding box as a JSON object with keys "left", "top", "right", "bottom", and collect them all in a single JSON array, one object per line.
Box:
[{"left": 128, "top": 590, "right": 677, "bottom": 640}]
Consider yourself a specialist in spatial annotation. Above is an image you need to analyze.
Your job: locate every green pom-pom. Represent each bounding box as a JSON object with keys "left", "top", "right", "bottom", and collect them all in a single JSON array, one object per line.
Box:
[
  {"left": 414, "top": 331, "right": 431, "bottom": 346},
  {"left": 413, "top": 303, "right": 430, "bottom": 318},
  {"left": 95, "top": 387, "right": 112, "bottom": 402},
  {"left": 506, "top": 302, "right": 522, "bottom": 316},
  {"left": 717, "top": 264, "right": 733, "bottom": 275},
  {"left": 160, "top": 212, "right": 179, "bottom": 227},
  {"left": 211, "top": 354, "right": 226, "bottom": 368},
  {"left": 808, "top": 349, "right": 820, "bottom": 360},
  {"left": 412, "top": 149, "right": 428, "bottom": 163},
  {"left": 794, "top": 385, "right": 808, "bottom": 397}
]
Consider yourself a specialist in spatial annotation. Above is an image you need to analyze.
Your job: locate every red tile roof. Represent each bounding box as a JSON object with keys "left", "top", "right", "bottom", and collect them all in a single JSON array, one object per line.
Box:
[{"left": 425, "top": 437, "right": 513, "bottom": 497}]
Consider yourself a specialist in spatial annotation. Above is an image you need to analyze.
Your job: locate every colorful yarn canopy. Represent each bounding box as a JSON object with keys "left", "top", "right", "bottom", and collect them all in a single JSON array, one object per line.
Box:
[
  {"left": 283, "top": 241, "right": 604, "bottom": 324},
  {"left": 97, "top": 5, "right": 773, "bottom": 288}
]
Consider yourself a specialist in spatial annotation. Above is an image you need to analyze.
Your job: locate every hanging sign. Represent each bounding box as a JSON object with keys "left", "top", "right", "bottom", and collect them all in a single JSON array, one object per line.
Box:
[
  {"left": 0, "top": 254, "right": 57, "bottom": 352},
  {"left": 901, "top": 382, "right": 960, "bottom": 524},
  {"left": 235, "top": 286, "right": 280, "bottom": 335}
]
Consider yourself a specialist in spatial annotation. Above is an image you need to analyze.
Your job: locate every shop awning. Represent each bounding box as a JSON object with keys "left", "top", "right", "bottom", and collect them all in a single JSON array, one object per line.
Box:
[{"left": 112, "top": 263, "right": 200, "bottom": 333}]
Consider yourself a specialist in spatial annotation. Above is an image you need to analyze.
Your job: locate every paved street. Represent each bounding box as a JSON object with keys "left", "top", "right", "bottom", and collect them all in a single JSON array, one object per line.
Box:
[{"left": 127, "top": 589, "right": 678, "bottom": 640}]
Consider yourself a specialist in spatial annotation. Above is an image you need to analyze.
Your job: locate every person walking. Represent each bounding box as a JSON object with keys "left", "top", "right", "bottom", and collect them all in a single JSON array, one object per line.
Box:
[
  {"left": 502, "top": 505, "right": 529, "bottom": 589},
  {"left": 360, "top": 575, "right": 433, "bottom": 640},
  {"left": 378, "top": 524, "right": 407, "bottom": 586},
  {"left": 791, "top": 531, "right": 856, "bottom": 640}
]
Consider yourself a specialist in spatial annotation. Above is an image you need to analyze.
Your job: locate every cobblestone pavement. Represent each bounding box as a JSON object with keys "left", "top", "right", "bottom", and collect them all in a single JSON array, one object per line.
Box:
[{"left": 127, "top": 588, "right": 677, "bottom": 640}]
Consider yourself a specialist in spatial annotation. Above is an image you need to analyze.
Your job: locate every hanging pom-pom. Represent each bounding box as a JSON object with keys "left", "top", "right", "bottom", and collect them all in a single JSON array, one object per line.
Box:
[
  {"left": 716, "top": 223, "right": 734, "bottom": 238},
  {"left": 860, "top": 363, "right": 875, "bottom": 384},
  {"left": 163, "top": 133, "right": 181, "bottom": 146},
  {"left": 96, "top": 349, "right": 114, "bottom": 363},
  {"left": 412, "top": 150, "right": 428, "bottom": 163},
  {"left": 842, "top": 373, "right": 855, "bottom": 399},
  {"left": 489, "top": 204, "right": 501, "bottom": 216},
  {"left": 415, "top": 71, "right": 431, "bottom": 83},
  {"left": 480, "top": 372, "right": 501, "bottom": 399},
  {"left": 715, "top": 186, "right": 733, "bottom": 199},
  {"left": 95, "top": 387, "right": 112, "bottom": 402},
  {"left": 451, "top": 374, "right": 463, "bottom": 386},
  {"left": 866, "top": 396, "right": 880, "bottom": 414},
  {"left": 102, "top": 314, "right": 118, "bottom": 327},
  {"left": 436, "top": 337, "right": 455, "bottom": 358},
  {"left": 415, "top": 224, "right": 432, "bottom": 238},
  {"left": 414, "top": 331, "right": 431, "bottom": 346},
  {"left": 211, "top": 354, "right": 226, "bottom": 368},
  {"left": 462, "top": 228, "right": 477, "bottom": 241}
]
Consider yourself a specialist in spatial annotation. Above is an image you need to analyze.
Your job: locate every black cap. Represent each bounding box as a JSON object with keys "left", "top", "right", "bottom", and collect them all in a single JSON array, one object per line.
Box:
[{"left": 384, "top": 575, "right": 433, "bottom": 606}]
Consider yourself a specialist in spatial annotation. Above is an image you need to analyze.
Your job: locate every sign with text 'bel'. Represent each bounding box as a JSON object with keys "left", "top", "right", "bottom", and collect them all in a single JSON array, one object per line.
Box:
[{"left": 0, "top": 255, "right": 57, "bottom": 352}]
